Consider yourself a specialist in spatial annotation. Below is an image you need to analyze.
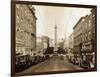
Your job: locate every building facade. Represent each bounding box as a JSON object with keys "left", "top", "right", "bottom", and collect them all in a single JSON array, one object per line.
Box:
[
  {"left": 73, "top": 9, "right": 96, "bottom": 67},
  {"left": 16, "top": 4, "right": 37, "bottom": 56},
  {"left": 73, "top": 17, "right": 84, "bottom": 56},
  {"left": 67, "top": 33, "right": 74, "bottom": 60},
  {"left": 68, "top": 33, "right": 74, "bottom": 50},
  {"left": 81, "top": 9, "right": 96, "bottom": 66}
]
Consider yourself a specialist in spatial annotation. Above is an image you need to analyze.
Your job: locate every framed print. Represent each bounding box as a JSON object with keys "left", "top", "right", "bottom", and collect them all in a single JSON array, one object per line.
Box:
[{"left": 11, "top": 0, "right": 97, "bottom": 76}]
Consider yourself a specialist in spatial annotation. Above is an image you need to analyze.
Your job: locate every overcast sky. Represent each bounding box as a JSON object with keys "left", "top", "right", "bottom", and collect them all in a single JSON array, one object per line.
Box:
[{"left": 33, "top": 5, "right": 91, "bottom": 40}]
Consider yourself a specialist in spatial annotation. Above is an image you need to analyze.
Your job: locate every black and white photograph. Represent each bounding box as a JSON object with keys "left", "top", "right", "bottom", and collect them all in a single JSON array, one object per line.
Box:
[{"left": 11, "top": 0, "right": 97, "bottom": 76}]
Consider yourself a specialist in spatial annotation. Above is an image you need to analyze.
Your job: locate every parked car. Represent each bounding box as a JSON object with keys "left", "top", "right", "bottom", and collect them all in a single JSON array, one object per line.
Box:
[
  {"left": 16, "top": 54, "right": 36, "bottom": 72},
  {"left": 80, "top": 54, "right": 94, "bottom": 69},
  {"left": 80, "top": 60, "right": 90, "bottom": 69},
  {"left": 69, "top": 56, "right": 75, "bottom": 64}
]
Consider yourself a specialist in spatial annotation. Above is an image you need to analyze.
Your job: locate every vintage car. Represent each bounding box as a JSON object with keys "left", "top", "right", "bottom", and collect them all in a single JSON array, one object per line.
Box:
[{"left": 15, "top": 54, "right": 35, "bottom": 72}]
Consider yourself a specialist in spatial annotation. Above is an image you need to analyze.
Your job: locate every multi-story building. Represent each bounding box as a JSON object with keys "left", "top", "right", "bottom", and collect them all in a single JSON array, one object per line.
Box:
[
  {"left": 73, "top": 16, "right": 87, "bottom": 65},
  {"left": 73, "top": 9, "right": 96, "bottom": 67},
  {"left": 73, "top": 17, "right": 84, "bottom": 56},
  {"left": 67, "top": 33, "right": 74, "bottom": 60},
  {"left": 68, "top": 33, "right": 73, "bottom": 50},
  {"left": 81, "top": 15, "right": 92, "bottom": 54},
  {"left": 91, "top": 8, "right": 96, "bottom": 65},
  {"left": 81, "top": 9, "right": 96, "bottom": 66},
  {"left": 16, "top": 4, "right": 37, "bottom": 56}
]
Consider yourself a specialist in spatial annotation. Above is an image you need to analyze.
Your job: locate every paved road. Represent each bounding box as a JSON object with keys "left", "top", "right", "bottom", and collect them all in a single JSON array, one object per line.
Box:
[{"left": 18, "top": 56, "right": 83, "bottom": 74}]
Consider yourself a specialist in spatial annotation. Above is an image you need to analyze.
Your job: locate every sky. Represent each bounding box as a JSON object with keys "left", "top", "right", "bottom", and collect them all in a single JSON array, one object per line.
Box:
[{"left": 33, "top": 5, "right": 91, "bottom": 40}]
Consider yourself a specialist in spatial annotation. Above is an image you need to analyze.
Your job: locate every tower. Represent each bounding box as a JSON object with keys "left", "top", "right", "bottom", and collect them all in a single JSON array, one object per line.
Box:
[{"left": 54, "top": 24, "right": 57, "bottom": 52}]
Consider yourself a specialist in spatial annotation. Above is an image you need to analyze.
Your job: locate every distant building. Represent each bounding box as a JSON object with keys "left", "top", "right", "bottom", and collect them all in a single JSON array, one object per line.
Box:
[
  {"left": 68, "top": 33, "right": 73, "bottom": 50},
  {"left": 63, "top": 38, "right": 69, "bottom": 50},
  {"left": 36, "top": 37, "right": 43, "bottom": 52},
  {"left": 16, "top": 4, "right": 37, "bottom": 56},
  {"left": 41, "top": 36, "right": 50, "bottom": 48},
  {"left": 58, "top": 39, "right": 64, "bottom": 48},
  {"left": 67, "top": 33, "right": 74, "bottom": 59}
]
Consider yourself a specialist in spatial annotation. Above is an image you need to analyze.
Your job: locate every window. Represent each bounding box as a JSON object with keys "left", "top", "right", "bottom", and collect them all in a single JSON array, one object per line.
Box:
[{"left": 88, "top": 20, "right": 91, "bottom": 27}]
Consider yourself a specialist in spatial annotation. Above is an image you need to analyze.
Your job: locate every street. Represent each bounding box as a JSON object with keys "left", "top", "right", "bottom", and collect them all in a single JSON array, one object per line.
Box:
[{"left": 18, "top": 55, "right": 83, "bottom": 74}]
